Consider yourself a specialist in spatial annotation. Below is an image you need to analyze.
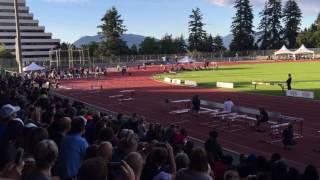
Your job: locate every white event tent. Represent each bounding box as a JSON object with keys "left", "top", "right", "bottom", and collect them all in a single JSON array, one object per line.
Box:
[
  {"left": 23, "top": 62, "right": 45, "bottom": 72},
  {"left": 178, "top": 56, "right": 195, "bottom": 64},
  {"left": 294, "top": 44, "right": 315, "bottom": 59},
  {"left": 274, "top": 45, "right": 295, "bottom": 56}
]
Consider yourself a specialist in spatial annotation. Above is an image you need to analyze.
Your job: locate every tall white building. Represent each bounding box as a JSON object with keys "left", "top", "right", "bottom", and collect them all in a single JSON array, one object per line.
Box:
[{"left": 0, "top": 0, "right": 60, "bottom": 65}]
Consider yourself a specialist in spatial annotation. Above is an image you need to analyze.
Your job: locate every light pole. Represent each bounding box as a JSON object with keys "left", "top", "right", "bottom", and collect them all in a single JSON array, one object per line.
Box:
[{"left": 14, "top": 0, "right": 23, "bottom": 73}]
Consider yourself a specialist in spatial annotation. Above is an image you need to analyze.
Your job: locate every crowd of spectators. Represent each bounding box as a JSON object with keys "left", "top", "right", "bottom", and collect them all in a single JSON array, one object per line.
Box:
[{"left": 0, "top": 72, "right": 319, "bottom": 180}]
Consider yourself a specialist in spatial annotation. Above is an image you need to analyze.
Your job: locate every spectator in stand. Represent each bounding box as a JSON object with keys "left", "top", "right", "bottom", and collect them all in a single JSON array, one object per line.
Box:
[
  {"left": 56, "top": 116, "right": 88, "bottom": 179},
  {"left": 175, "top": 153, "right": 190, "bottom": 171},
  {"left": 164, "top": 125, "right": 176, "bottom": 144},
  {"left": 223, "top": 99, "right": 234, "bottom": 113},
  {"left": 84, "top": 145, "right": 99, "bottom": 160},
  {"left": 191, "top": 95, "right": 201, "bottom": 116},
  {"left": 300, "top": 165, "right": 319, "bottom": 180},
  {"left": 49, "top": 117, "right": 71, "bottom": 149},
  {"left": 271, "top": 161, "right": 288, "bottom": 180},
  {"left": 77, "top": 158, "right": 108, "bottom": 180},
  {"left": 176, "top": 148, "right": 213, "bottom": 180},
  {"left": 224, "top": 170, "right": 240, "bottom": 180},
  {"left": 0, "top": 104, "right": 20, "bottom": 140},
  {"left": 286, "top": 167, "right": 300, "bottom": 180},
  {"left": 0, "top": 120, "right": 24, "bottom": 172},
  {"left": 256, "top": 172, "right": 271, "bottom": 180},
  {"left": 213, "top": 155, "right": 234, "bottom": 180},
  {"left": 175, "top": 128, "right": 188, "bottom": 145},
  {"left": 205, "top": 131, "right": 224, "bottom": 164},
  {"left": 255, "top": 108, "right": 269, "bottom": 132},
  {"left": 141, "top": 143, "right": 176, "bottom": 180},
  {"left": 125, "top": 152, "right": 144, "bottom": 180},
  {"left": 96, "top": 127, "right": 115, "bottom": 144},
  {"left": 23, "top": 127, "right": 49, "bottom": 173},
  {"left": 112, "top": 133, "right": 139, "bottom": 162},
  {"left": 98, "top": 141, "right": 113, "bottom": 162},
  {"left": 21, "top": 139, "right": 59, "bottom": 180},
  {"left": 183, "top": 141, "right": 194, "bottom": 158},
  {"left": 270, "top": 153, "right": 281, "bottom": 164},
  {"left": 0, "top": 148, "right": 25, "bottom": 179},
  {"left": 282, "top": 124, "right": 296, "bottom": 150}
]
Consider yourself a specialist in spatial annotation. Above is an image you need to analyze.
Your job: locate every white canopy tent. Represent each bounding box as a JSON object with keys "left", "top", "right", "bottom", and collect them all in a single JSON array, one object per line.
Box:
[
  {"left": 294, "top": 44, "right": 315, "bottom": 59},
  {"left": 274, "top": 45, "right": 295, "bottom": 56},
  {"left": 178, "top": 56, "right": 195, "bottom": 64},
  {"left": 23, "top": 62, "right": 45, "bottom": 72},
  {"left": 274, "top": 45, "right": 295, "bottom": 60}
]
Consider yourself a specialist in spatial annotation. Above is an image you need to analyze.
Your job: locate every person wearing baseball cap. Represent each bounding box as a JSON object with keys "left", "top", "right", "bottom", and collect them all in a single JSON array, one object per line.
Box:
[
  {"left": 0, "top": 104, "right": 21, "bottom": 143},
  {"left": 0, "top": 104, "right": 21, "bottom": 121}
]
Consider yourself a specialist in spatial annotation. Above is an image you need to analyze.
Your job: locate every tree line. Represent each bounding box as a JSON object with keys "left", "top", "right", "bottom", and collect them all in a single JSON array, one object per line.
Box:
[{"left": 59, "top": 0, "right": 320, "bottom": 57}]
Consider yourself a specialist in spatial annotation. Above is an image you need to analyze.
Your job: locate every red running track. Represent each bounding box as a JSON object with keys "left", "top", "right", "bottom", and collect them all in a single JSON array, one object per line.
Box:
[{"left": 57, "top": 64, "right": 320, "bottom": 170}]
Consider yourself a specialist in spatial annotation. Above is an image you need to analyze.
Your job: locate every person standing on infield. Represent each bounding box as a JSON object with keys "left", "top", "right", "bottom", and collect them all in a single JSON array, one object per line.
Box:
[{"left": 286, "top": 74, "right": 292, "bottom": 90}]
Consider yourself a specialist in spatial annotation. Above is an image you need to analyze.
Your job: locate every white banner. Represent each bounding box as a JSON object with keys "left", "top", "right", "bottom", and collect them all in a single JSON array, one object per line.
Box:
[
  {"left": 171, "top": 79, "right": 181, "bottom": 85},
  {"left": 164, "top": 77, "right": 171, "bottom": 83},
  {"left": 286, "top": 90, "right": 314, "bottom": 99},
  {"left": 184, "top": 80, "right": 197, "bottom": 87},
  {"left": 216, "top": 82, "right": 234, "bottom": 89}
]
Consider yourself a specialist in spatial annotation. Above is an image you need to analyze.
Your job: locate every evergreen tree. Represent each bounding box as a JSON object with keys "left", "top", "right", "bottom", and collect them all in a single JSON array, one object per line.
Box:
[
  {"left": 283, "top": 0, "right": 302, "bottom": 48},
  {"left": 139, "top": 37, "right": 160, "bottom": 54},
  {"left": 188, "top": 8, "right": 207, "bottom": 52},
  {"left": 173, "top": 35, "right": 187, "bottom": 53},
  {"left": 81, "top": 42, "right": 99, "bottom": 57},
  {"left": 229, "top": 0, "right": 255, "bottom": 51},
  {"left": 201, "top": 34, "right": 214, "bottom": 52},
  {"left": 160, "top": 34, "right": 175, "bottom": 54},
  {"left": 257, "top": 2, "right": 270, "bottom": 49},
  {"left": 59, "top": 42, "right": 75, "bottom": 50},
  {"left": 213, "top": 35, "right": 226, "bottom": 52},
  {"left": 257, "top": 0, "right": 283, "bottom": 49},
  {"left": 98, "top": 6, "right": 128, "bottom": 55},
  {"left": 130, "top": 44, "right": 138, "bottom": 55},
  {"left": 297, "top": 14, "right": 320, "bottom": 48}
]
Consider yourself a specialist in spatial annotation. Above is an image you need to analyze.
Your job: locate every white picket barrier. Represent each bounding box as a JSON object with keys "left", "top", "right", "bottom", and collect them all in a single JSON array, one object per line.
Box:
[
  {"left": 171, "top": 79, "right": 182, "bottom": 85},
  {"left": 184, "top": 80, "right": 198, "bottom": 87},
  {"left": 164, "top": 77, "right": 171, "bottom": 83},
  {"left": 216, "top": 82, "right": 234, "bottom": 89},
  {"left": 286, "top": 90, "right": 314, "bottom": 99}
]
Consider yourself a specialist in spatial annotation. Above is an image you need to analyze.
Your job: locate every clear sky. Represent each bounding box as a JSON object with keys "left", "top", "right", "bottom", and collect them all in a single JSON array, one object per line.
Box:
[{"left": 27, "top": 0, "right": 320, "bottom": 43}]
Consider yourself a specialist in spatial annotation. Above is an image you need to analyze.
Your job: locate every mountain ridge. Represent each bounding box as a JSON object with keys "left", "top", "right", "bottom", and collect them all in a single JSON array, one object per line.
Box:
[{"left": 73, "top": 33, "right": 234, "bottom": 48}]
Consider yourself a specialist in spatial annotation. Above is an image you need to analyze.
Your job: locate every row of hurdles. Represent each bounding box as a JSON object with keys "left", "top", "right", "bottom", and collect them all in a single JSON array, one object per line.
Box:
[
  {"left": 108, "top": 89, "right": 136, "bottom": 102},
  {"left": 168, "top": 99, "right": 304, "bottom": 144}
]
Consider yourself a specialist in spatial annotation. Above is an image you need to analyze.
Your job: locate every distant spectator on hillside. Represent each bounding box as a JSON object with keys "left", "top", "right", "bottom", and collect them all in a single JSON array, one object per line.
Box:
[{"left": 286, "top": 74, "right": 292, "bottom": 90}]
